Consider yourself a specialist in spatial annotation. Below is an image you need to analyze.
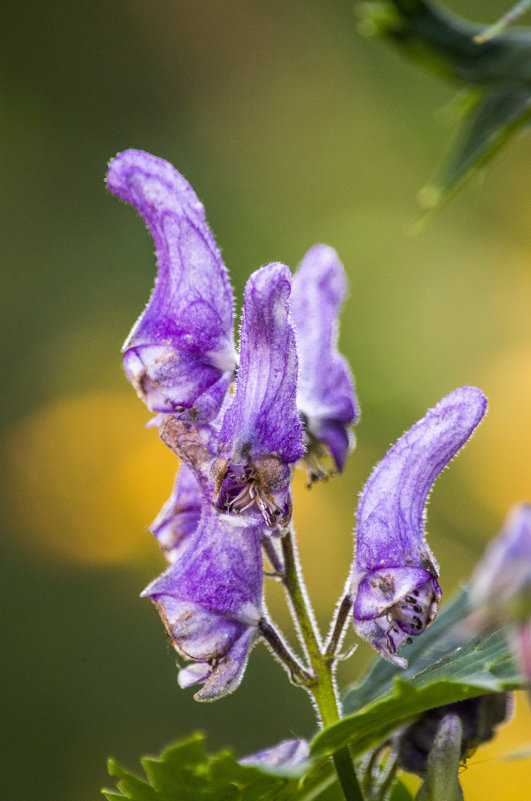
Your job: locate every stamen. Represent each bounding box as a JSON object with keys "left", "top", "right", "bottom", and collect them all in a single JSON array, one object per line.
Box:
[
  {"left": 389, "top": 580, "right": 438, "bottom": 636},
  {"left": 214, "top": 461, "right": 287, "bottom": 527}
]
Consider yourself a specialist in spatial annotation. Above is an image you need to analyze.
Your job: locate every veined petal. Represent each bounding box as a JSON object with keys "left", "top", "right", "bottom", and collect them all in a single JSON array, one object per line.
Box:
[
  {"left": 142, "top": 506, "right": 263, "bottom": 700},
  {"left": 158, "top": 413, "right": 220, "bottom": 491},
  {"left": 219, "top": 263, "right": 304, "bottom": 465},
  {"left": 352, "top": 386, "right": 487, "bottom": 665},
  {"left": 354, "top": 387, "right": 487, "bottom": 571},
  {"left": 213, "top": 264, "right": 304, "bottom": 531},
  {"left": 150, "top": 463, "right": 202, "bottom": 563},
  {"left": 291, "top": 245, "right": 359, "bottom": 473},
  {"left": 106, "top": 150, "right": 236, "bottom": 420}
]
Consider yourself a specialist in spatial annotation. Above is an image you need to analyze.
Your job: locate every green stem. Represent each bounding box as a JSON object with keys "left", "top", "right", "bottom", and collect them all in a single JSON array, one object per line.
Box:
[{"left": 280, "top": 528, "right": 365, "bottom": 801}]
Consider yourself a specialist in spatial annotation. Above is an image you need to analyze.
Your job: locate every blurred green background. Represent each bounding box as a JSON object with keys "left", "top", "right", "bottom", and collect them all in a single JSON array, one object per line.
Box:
[{"left": 2, "top": 1, "right": 531, "bottom": 799}]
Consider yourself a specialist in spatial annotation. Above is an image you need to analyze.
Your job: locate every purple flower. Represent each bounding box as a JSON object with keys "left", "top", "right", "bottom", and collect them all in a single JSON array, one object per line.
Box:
[
  {"left": 150, "top": 463, "right": 202, "bottom": 563},
  {"left": 351, "top": 387, "right": 487, "bottom": 666},
  {"left": 212, "top": 263, "right": 304, "bottom": 530},
  {"left": 239, "top": 739, "right": 310, "bottom": 769},
  {"left": 106, "top": 149, "right": 358, "bottom": 697},
  {"left": 468, "top": 504, "right": 531, "bottom": 679},
  {"left": 158, "top": 262, "right": 304, "bottom": 533},
  {"left": 107, "top": 150, "right": 313, "bottom": 532},
  {"left": 142, "top": 505, "right": 263, "bottom": 701},
  {"left": 106, "top": 150, "right": 237, "bottom": 421},
  {"left": 291, "top": 244, "right": 359, "bottom": 479}
]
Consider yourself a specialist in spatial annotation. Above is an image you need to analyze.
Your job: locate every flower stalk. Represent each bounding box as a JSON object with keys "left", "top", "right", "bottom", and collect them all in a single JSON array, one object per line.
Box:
[{"left": 279, "top": 527, "right": 365, "bottom": 801}]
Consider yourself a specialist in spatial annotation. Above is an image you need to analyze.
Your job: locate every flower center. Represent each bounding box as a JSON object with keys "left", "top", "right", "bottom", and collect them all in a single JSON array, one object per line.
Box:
[
  {"left": 212, "top": 458, "right": 290, "bottom": 529},
  {"left": 383, "top": 580, "right": 439, "bottom": 652}
]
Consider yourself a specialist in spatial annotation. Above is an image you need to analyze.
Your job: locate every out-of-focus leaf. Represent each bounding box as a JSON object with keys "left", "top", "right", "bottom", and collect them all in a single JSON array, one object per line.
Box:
[
  {"left": 102, "top": 732, "right": 339, "bottom": 801},
  {"left": 390, "top": 778, "right": 415, "bottom": 801},
  {"left": 414, "top": 716, "right": 464, "bottom": 800},
  {"left": 311, "top": 587, "right": 526, "bottom": 758},
  {"left": 419, "top": 83, "right": 531, "bottom": 211},
  {"left": 358, "top": 0, "right": 531, "bottom": 210},
  {"left": 476, "top": 1, "right": 531, "bottom": 44}
]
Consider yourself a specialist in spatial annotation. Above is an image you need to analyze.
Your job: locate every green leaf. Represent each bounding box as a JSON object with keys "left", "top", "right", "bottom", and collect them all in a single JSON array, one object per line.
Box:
[
  {"left": 311, "top": 587, "right": 526, "bottom": 758},
  {"left": 103, "top": 732, "right": 339, "bottom": 801},
  {"left": 419, "top": 83, "right": 531, "bottom": 213},
  {"left": 358, "top": 0, "right": 531, "bottom": 210},
  {"left": 389, "top": 778, "right": 414, "bottom": 801}
]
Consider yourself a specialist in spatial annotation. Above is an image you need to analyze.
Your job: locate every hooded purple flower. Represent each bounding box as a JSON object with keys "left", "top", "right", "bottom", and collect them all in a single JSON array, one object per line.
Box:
[
  {"left": 107, "top": 151, "right": 309, "bottom": 532},
  {"left": 468, "top": 504, "right": 531, "bottom": 679},
  {"left": 106, "top": 150, "right": 237, "bottom": 421},
  {"left": 291, "top": 244, "right": 359, "bottom": 478},
  {"left": 142, "top": 505, "right": 263, "bottom": 701},
  {"left": 211, "top": 262, "right": 304, "bottom": 530},
  {"left": 351, "top": 386, "right": 487, "bottom": 666},
  {"left": 106, "top": 149, "right": 358, "bottom": 698},
  {"left": 157, "top": 262, "right": 304, "bottom": 534}
]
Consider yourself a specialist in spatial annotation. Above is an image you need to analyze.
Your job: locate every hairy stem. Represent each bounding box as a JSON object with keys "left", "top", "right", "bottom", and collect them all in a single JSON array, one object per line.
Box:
[
  {"left": 325, "top": 591, "right": 353, "bottom": 657},
  {"left": 261, "top": 537, "right": 285, "bottom": 577},
  {"left": 280, "top": 527, "right": 365, "bottom": 801},
  {"left": 258, "top": 618, "right": 313, "bottom": 685}
]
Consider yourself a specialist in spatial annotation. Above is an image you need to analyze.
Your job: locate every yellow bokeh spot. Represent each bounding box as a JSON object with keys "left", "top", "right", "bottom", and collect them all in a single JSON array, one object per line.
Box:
[
  {"left": 3, "top": 392, "right": 177, "bottom": 565},
  {"left": 460, "top": 692, "right": 531, "bottom": 801}
]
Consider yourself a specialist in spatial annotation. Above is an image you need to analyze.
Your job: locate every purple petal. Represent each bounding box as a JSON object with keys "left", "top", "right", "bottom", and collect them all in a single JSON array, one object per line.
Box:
[
  {"left": 352, "top": 386, "right": 487, "bottom": 665},
  {"left": 468, "top": 503, "right": 531, "bottom": 680},
  {"left": 239, "top": 739, "right": 310, "bottom": 769},
  {"left": 469, "top": 503, "right": 531, "bottom": 621},
  {"left": 212, "top": 264, "right": 304, "bottom": 531},
  {"left": 106, "top": 150, "right": 236, "bottom": 420},
  {"left": 291, "top": 245, "right": 359, "bottom": 473},
  {"left": 354, "top": 387, "right": 487, "bottom": 571},
  {"left": 219, "top": 263, "right": 304, "bottom": 465},
  {"left": 150, "top": 463, "right": 202, "bottom": 563},
  {"left": 142, "top": 506, "right": 263, "bottom": 700}
]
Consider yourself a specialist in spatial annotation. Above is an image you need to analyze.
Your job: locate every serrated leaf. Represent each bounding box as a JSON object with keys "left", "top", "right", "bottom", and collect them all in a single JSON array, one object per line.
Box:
[
  {"left": 311, "top": 587, "right": 526, "bottom": 758},
  {"left": 105, "top": 758, "right": 158, "bottom": 801},
  {"left": 103, "top": 732, "right": 340, "bottom": 801}
]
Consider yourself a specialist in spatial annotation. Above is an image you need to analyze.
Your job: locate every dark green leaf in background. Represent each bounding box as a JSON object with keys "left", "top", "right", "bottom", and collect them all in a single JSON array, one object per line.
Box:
[{"left": 358, "top": 0, "right": 531, "bottom": 210}]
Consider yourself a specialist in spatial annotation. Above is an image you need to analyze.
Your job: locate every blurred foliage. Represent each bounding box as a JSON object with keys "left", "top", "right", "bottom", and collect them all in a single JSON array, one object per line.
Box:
[
  {"left": 357, "top": 0, "right": 531, "bottom": 213},
  {"left": 1, "top": 1, "right": 531, "bottom": 800}
]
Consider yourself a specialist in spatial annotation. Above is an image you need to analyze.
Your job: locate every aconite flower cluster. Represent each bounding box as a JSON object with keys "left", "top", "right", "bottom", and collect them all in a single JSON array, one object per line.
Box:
[{"left": 106, "top": 149, "right": 487, "bottom": 701}]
